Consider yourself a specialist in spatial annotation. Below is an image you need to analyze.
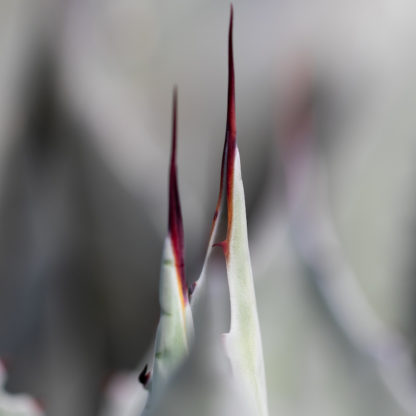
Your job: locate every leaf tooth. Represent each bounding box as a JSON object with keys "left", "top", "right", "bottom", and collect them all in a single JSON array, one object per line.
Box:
[
  {"left": 226, "top": 4, "right": 236, "bottom": 146},
  {"left": 205, "top": 3, "right": 236, "bottom": 245},
  {"left": 143, "top": 98, "right": 195, "bottom": 409},
  {"left": 224, "top": 4, "right": 237, "bottom": 257},
  {"left": 168, "top": 87, "right": 188, "bottom": 305},
  {"left": 212, "top": 240, "right": 229, "bottom": 253}
]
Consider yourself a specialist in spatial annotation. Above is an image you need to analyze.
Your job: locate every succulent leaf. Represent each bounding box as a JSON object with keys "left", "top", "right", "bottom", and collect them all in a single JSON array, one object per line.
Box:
[
  {"left": 192, "top": 7, "right": 269, "bottom": 415},
  {"left": 220, "top": 8, "right": 269, "bottom": 415},
  {"left": 143, "top": 8, "right": 268, "bottom": 415}
]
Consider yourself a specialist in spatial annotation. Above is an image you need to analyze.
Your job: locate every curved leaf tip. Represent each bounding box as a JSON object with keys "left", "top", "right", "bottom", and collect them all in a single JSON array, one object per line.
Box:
[
  {"left": 225, "top": 4, "right": 237, "bottom": 257},
  {"left": 220, "top": 6, "right": 269, "bottom": 415},
  {"left": 168, "top": 87, "right": 188, "bottom": 305}
]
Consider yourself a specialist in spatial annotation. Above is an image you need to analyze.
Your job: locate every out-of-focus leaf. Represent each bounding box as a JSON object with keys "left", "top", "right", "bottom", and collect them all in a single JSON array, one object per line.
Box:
[{"left": 0, "top": 360, "right": 43, "bottom": 416}]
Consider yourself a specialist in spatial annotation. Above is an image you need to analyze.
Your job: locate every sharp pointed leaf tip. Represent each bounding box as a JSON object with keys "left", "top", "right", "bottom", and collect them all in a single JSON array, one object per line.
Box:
[
  {"left": 203, "top": 8, "right": 234, "bottom": 246},
  {"left": 227, "top": 4, "right": 236, "bottom": 144},
  {"left": 204, "top": 5, "right": 236, "bottom": 260},
  {"left": 168, "top": 87, "right": 187, "bottom": 303},
  {"left": 225, "top": 4, "right": 237, "bottom": 249}
]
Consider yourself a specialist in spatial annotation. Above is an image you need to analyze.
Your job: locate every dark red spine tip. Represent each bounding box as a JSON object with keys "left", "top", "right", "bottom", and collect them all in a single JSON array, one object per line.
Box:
[
  {"left": 203, "top": 6, "right": 236, "bottom": 260},
  {"left": 226, "top": 4, "right": 236, "bottom": 146},
  {"left": 168, "top": 88, "right": 187, "bottom": 302},
  {"left": 224, "top": 5, "right": 236, "bottom": 251}
]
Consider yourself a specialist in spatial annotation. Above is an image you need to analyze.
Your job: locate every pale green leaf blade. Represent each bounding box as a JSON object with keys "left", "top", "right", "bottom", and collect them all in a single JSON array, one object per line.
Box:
[
  {"left": 219, "top": 7, "right": 269, "bottom": 415},
  {"left": 223, "top": 149, "right": 269, "bottom": 416}
]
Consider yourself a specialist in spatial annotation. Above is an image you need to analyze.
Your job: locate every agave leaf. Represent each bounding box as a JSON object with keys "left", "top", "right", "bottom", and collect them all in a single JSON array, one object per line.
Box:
[
  {"left": 222, "top": 149, "right": 269, "bottom": 416},
  {"left": 142, "top": 8, "right": 268, "bottom": 415},
  {"left": 141, "top": 89, "right": 193, "bottom": 412},
  {"left": 192, "top": 7, "right": 269, "bottom": 415}
]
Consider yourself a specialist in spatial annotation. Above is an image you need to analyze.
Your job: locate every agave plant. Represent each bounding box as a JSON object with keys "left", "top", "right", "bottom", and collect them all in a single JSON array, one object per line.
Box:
[{"left": 140, "top": 6, "right": 268, "bottom": 415}]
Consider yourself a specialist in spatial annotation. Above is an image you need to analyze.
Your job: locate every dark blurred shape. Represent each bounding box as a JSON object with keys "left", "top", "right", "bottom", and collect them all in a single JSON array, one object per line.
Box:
[{"left": 0, "top": 38, "right": 160, "bottom": 415}]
